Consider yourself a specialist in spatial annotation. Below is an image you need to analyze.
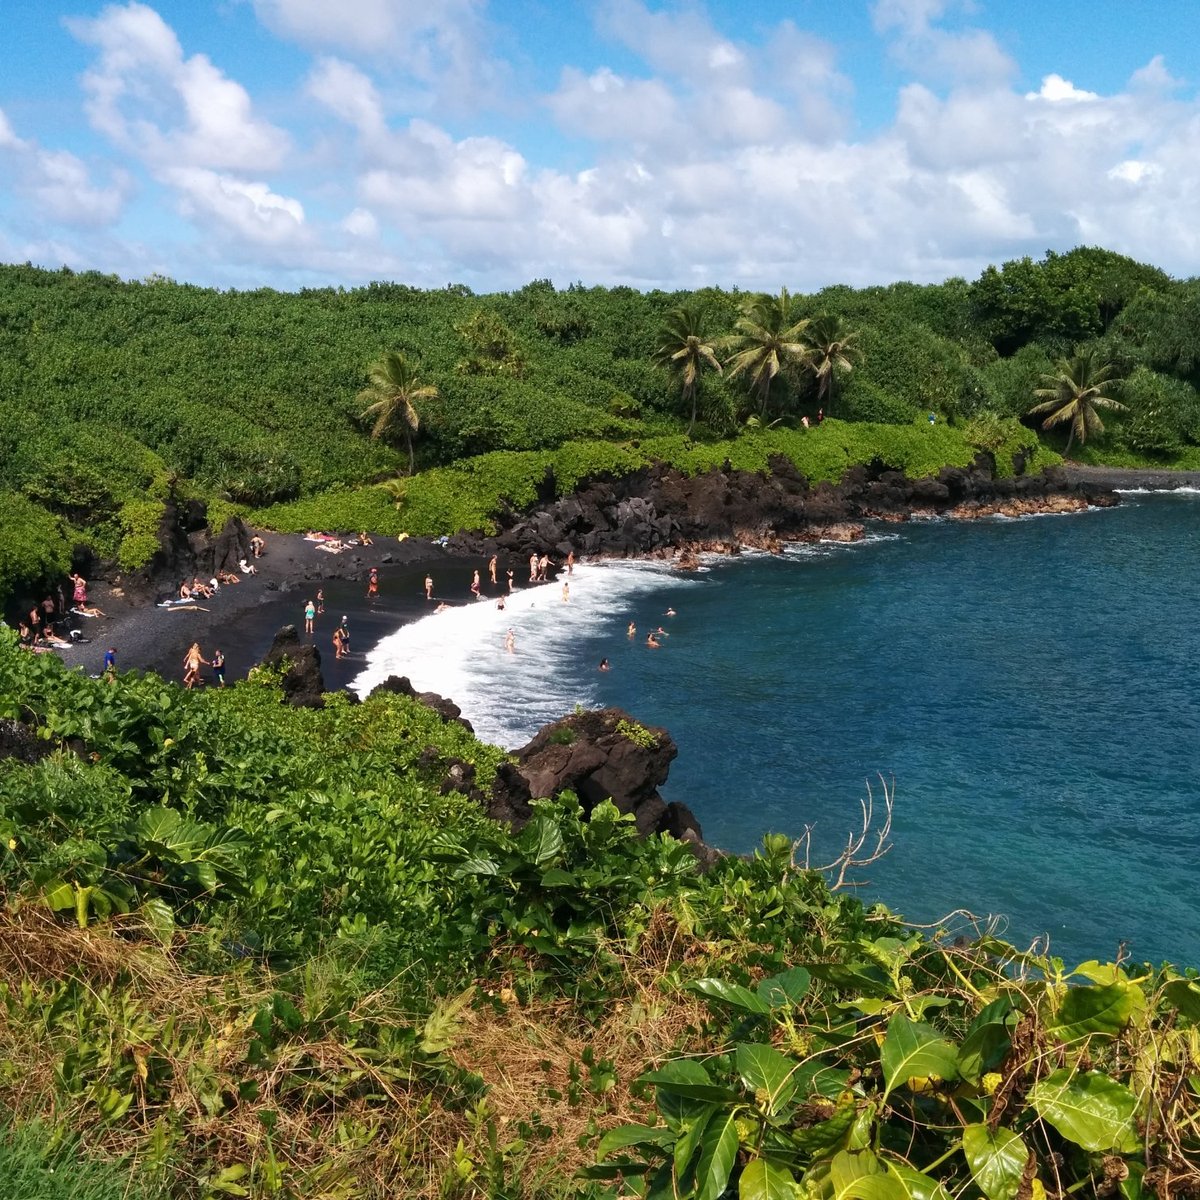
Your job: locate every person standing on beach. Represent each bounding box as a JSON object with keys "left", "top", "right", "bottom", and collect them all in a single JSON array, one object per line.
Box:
[
  {"left": 538, "top": 553, "right": 550, "bottom": 582},
  {"left": 338, "top": 617, "right": 351, "bottom": 655},
  {"left": 566, "top": 550, "right": 574, "bottom": 575},
  {"left": 304, "top": 599, "right": 316, "bottom": 635},
  {"left": 470, "top": 569, "right": 481, "bottom": 598},
  {"left": 183, "top": 643, "right": 208, "bottom": 689},
  {"left": 562, "top": 581, "right": 570, "bottom": 603},
  {"left": 367, "top": 567, "right": 379, "bottom": 600},
  {"left": 70, "top": 571, "right": 87, "bottom": 606},
  {"left": 425, "top": 574, "right": 434, "bottom": 600},
  {"left": 504, "top": 628, "right": 516, "bottom": 653},
  {"left": 316, "top": 588, "right": 324, "bottom": 615},
  {"left": 506, "top": 568, "right": 515, "bottom": 592},
  {"left": 211, "top": 649, "right": 226, "bottom": 688},
  {"left": 488, "top": 554, "right": 498, "bottom": 586},
  {"left": 529, "top": 553, "right": 538, "bottom": 582},
  {"left": 103, "top": 647, "right": 117, "bottom": 681}
]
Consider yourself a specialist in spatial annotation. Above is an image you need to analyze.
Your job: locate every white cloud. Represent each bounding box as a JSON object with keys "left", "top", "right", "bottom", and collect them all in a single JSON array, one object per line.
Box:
[
  {"left": 252, "top": 0, "right": 504, "bottom": 112},
  {"left": 0, "top": 108, "right": 27, "bottom": 149},
  {"left": 162, "top": 167, "right": 305, "bottom": 245},
  {"left": 0, "top": 106, "right": 130, "bottom": 226},
  {"left": 68, "top": 2, "right": 289, "bottom": 171},
  {"left": 547, "top": 67, "right": 683, "bottom": 146},
  {"left": 306, "top": 57, "right": 387, "bottom": 141},
  {"left": 872, "top": 0, "right": 1015, "bottom": 87},
  {"left": 341, "top": 207, "right": 379, "bottom": 238},
  {"left": 1029, "top": 74, "right": 1100, "bottom": 103}
]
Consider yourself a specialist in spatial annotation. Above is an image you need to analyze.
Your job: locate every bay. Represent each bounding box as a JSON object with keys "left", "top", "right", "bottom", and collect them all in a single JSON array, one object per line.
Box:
[{"left": 356, "top": 492, "right": 1200, "bottom": 968}]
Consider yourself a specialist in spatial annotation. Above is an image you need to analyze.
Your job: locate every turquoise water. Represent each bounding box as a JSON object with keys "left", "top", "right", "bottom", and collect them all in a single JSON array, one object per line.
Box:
[{"left": 359, "top": 493, "right": 1200, "bottom": 968}]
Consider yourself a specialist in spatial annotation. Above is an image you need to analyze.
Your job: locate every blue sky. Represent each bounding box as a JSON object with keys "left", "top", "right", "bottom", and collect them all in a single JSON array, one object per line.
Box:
[{"left": 2, "top": 0, "right": 1199, "bottom": 293}]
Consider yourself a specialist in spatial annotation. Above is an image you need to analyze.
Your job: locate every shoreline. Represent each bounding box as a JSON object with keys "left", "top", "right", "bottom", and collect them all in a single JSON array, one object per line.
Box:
[
  {"left": 67, "top": 532, "right": 503, "bottom": 690},
  {"left": 47, "top": 461, "right": 1200, "bottom": 691}
]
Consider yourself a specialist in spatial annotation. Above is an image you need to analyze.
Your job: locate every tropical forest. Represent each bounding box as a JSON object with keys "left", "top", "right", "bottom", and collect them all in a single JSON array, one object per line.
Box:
[{"left": 2, "top": 245, "right": 1200, "bottom": 1198}]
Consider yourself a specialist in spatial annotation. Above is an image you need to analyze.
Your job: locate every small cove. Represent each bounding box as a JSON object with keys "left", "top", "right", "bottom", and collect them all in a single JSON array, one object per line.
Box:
[{"left": 355, "top": 492, "right": 1200, "bottom": 968}]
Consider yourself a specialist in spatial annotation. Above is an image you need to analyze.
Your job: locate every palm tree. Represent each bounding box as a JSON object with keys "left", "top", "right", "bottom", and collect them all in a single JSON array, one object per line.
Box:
[
  {"left": 722, "top": 288, "right": 810, "bottom": 419},
  {"left": 1026, "top": 351, "right": 1126, "bottom": 456},
  {"left": 357, "top": 350, "right": 438, "bottom": 476},
  {"left": 806, "top": 313, "right": 860, "bottom": 413},
  {"left": 653, "top": 304, "right": 723, "bottom": 435}
]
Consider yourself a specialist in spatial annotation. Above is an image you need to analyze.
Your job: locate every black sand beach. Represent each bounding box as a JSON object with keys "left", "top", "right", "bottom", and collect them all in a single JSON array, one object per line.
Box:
[
  {"left": 38, "top": 464, "right": 1197, "bottom": 693},
  {"left": 65, "top": 533, "right": 525, "bottom": 693}
]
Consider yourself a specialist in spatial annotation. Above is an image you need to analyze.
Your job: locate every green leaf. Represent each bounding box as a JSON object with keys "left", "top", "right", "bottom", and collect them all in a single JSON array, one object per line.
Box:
[
  {"left": 740, "top": 1158, "right": 798, "bottom": 1200},
  {"left": 757, "top": 966, "right": 811, "bottom": 1008},
  {"left": 518, "top": 810, "right": 565, "bottom": 868},
  {"left": 1162, "top": 979, "right": 1200, "bottom": 1023},
  {"left": 828, "top": 1151, "right": 908, "bottom": 1200},
  {"left": 1029, "top": 1069, "right": 1140, "bottom": 1152},
  {"left": 889, "top": 1163, "right": 952, "bottom": 1200},
  {"left": 958, "top": 999, "right": 1015, "bottom": 1084},
  {"left": 420, "top": 986, "right": 475, "bottom": 1054},
  {"left": 961, "top": 1124, "right": 1029, "bottom": 1200},
  {"left": 793, "top": 1061, "right": 852, "bottom": 1100},
  {"left": 41, "top": 878, "right": 74, "bottom": 912},
  {"left": 791, "top": 1097, "right": 858, "bottom": 1155},
  {"left": 690, "top": 978, "right": 771, "bottom": 1014},
  {"left": 139, "top": 897, "right": 176, "bottom": 946},
  {"left": 695, "top": 1109, "right": 740, "bottom": 1200},
  {"left": 674, "top": 1106, "right": 717, "bottom": 1182},
  {"left": 879, "top": 1013, "right": 959, "bottom": 1098},
  {"left": 650, "top": 1060, "right": 719, "bottom": 1131},
  {"left": 737, "top": 1043, "right": 800, "bottom": 1116},
  {"left": 539, "top": 867, "right": 577, "bottom": 887},
  {"left": 1048, "top": 983, "right": 1134, "bottom": 1041},
  {"left": 598, "top": 1123, "right": 675, "bottom": 1159}
]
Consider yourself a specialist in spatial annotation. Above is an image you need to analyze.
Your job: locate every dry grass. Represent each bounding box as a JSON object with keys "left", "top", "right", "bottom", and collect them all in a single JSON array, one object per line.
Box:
[{"left": 0, "top": 901, "right": 721, "bottom": 1199}]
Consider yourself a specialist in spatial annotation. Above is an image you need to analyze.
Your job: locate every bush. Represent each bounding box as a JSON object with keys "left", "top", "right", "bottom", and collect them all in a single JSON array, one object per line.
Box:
[
  {"left": 0, "top": 494, "right": 72, "bottom": 611},
  {"left": 116, "top": 499, "right": 165, "bottom": 571}
]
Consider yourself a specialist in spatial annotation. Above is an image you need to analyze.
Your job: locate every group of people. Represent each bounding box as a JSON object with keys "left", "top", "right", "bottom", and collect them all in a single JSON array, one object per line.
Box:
[
  {"left": 299, "top": 589, "right": 352, "bottom": 660},
  {"left": 15, "top": 571, "right": 101, "bottom": 652},
  {"left": 627, "top": 608, "right": 676, "bottom": 649}
]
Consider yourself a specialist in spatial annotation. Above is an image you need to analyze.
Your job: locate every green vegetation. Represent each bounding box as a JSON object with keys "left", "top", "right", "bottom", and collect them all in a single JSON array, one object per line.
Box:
[
  {"left": 262, "top": 419, "right": 1055, "bottom": 538},
  {"left": 0, "top": 1121, "right": 156, "bottom": 1200},
  {"left": 1027, "top": 351, "right": 1127, "bottom": 454},
  {"left": 357, "top": 349, "right": 438, "bottom": 476},
  {"left": 2, "top": 632, "right": 1198, "bottom": 1198},
  {"left": 3, "top": 247, "right": 1200, "bottom": 607}
]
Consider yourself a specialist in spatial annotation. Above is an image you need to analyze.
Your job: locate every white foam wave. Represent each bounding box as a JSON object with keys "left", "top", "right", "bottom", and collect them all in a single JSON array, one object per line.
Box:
[
  {"left": 781, "top": 530, "right": 902, "bottom": 559},
  {"left": 351, "top": 560, "right": 694, "bottom": 748},
  {"left": 1115, "top": 486, "right": 1200, "bottom": 495}
]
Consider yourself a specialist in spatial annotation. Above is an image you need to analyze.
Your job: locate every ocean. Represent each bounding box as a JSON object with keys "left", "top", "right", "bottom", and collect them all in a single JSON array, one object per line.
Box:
[{"left": 352, "top": 490, "right": 1200, "bottom": 968}]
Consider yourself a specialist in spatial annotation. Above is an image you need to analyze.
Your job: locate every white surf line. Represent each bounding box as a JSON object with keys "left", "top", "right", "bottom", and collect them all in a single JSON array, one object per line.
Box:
[{"left": 350, "top": 559, "right": 697, "bottom": 747}]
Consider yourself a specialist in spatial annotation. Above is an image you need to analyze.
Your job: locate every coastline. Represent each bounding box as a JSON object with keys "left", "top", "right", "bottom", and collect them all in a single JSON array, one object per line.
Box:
[
  {"left": 69, "top": 532, "right": 501, "bottom": 690},
  {"left": 51, "top": 460, "right": 1199, "bottom": 691}
]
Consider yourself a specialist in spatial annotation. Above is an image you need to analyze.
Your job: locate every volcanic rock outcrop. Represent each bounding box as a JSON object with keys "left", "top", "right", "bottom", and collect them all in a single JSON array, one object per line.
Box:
[
  {"left": 448, "top": 455, "right": 1117, "bottom": 562},
  {"left": 257, "top": 625, "right": 326, "bottom": 708}
]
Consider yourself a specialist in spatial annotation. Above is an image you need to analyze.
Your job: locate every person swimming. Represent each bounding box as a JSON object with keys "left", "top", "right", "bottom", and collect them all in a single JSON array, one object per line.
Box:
[
  {"left": 627, "top": 621, "right": 636, "bottom": 637},
  {"left": 504, "top": 628, "right": 516, "bottom": 653},
  {"left": 646, "top": 633, "right": 660, "bottom": 648},
  {"left": 599, "top": 657, "right": 610, "bottom": 671},
  {"left": 665, "top": 607, "right": 676, "bottom": 617}
]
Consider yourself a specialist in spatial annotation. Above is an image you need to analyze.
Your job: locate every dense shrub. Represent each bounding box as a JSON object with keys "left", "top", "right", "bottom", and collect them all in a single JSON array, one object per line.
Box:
[{"left": 0, "top": 494, "right": 72, "bottom": 609}]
